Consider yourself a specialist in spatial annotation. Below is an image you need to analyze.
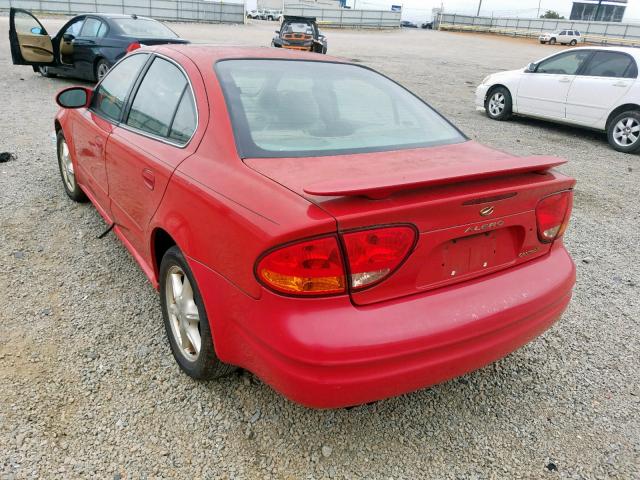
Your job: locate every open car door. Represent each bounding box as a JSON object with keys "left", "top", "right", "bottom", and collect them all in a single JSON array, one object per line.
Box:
[{"left": 9, "top": 8, "right": 56, "bottom": 66}]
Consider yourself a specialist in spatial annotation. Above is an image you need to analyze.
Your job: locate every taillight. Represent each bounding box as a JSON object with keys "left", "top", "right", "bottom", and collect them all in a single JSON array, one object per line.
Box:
[
  {"left": 342, "top": 226, "right": 416, "bottom": 290},
  {"left": 126, "top": 41, "right": 141, "bottom": 53},
  {"left": 535, "top": 191, "right": 573, "bottom": 243},
  {"left": 256, "top": 236, "right": 346, "bottom": 296}
]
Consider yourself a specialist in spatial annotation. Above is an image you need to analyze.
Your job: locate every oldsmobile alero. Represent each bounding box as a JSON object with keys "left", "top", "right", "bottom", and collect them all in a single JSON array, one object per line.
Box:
[{"left": 30, "top": 45, "right": 575, "bottom": 408}]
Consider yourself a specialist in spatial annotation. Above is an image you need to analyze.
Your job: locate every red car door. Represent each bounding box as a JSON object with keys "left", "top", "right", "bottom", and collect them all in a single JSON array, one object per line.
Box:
[
  {"left": 73, "top": 52, "right": 150, "bottom": 218},
  {"left": 105, "top": 54, "right": 205, "bottom": 261},
  {"left": 71, "top": 111, "right": 113, "bottom": 216}
]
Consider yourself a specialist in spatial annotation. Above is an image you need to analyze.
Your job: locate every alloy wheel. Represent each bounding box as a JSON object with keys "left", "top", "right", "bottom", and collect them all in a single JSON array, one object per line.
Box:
[
  {"left": 165, "top": 265, "right": 202, "bottom": 361},
  {"left": 488, "top": 92, "right": 505, "bottom": 117},
  {"left": 59, "top": 138, "right": 76, "bottom": 192},
  {"left": 96, "top": 63, "right": 109, "bottom": 81},
  {"left": 612, "top": 117, "right": 640, "bottom": 147}
]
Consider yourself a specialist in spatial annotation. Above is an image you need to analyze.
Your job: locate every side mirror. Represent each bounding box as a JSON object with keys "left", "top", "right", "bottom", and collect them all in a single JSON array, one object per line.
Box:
[
  {"left": 30, "top": 26, "right": 45, "bottom": 35},
  {"left": 275, "top": 30, "right": 280, "bottom": 33},
  {"left": 525, "top": 62, "right": 537, "bottom": 73},
  {"left": 63, "top": 33, "right": 75, "bottom": 42},
  {"left": 56, "top": 86, "right": 92, "bottom": 109}
]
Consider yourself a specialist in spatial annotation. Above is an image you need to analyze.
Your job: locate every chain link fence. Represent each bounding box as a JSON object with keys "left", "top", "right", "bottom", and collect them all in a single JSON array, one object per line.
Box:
[
  {"left": 284, "top": 4, "right": 400, "bottom": 29},
  {"left": 437, "top": 13, "right": 640, "bottom": 47},
  {"left": 0, "top": 0, "right": 246, "bottom": 23}
]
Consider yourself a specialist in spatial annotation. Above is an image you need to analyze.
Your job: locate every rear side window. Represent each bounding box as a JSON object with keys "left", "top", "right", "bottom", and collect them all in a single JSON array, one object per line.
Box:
[
  {"left": 92, "top": 53, "right": 148, "bottom": 122},
  {"left": 96, "top": 21, "right": 108, "bottom": 38},
  {"left": 168, "top": 92, "right": 197, "bottom": 143},
  {"left": 80, "top": 18, "right": 101, "bottom": 37},
  {"left": 126, "top": 57, "right": 195, "bottom": 143},
  {"left": 582, "top": 51, "right": 637, "bottom": 78},
  {"left": 536, "top": 50, "right": 592, "bottom": 75}
]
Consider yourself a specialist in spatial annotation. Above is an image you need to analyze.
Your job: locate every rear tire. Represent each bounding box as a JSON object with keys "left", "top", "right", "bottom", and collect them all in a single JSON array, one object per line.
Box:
[
  {"left": 549, "top": 38, "right": 556, "bottom": 45},
  {"left": 607, "top": 110, "right": 640, "bottom": 154},
  {"left": 484, "top": 86, "right": 512, "bottom": 121},
  {"left": 94, "top": 59, "right": 110, "bottom": 83},
  {"left": 57, "top": 130, "right": 87, "bottom": 202},
  {"left": 160, "top": 246, "right": 236, "bottom": 380}
]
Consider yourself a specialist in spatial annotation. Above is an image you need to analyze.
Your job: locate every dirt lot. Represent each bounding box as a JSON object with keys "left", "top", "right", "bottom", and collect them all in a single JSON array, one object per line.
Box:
[{"left": 1, "top": 17, "right": 638, "bottom": 479}]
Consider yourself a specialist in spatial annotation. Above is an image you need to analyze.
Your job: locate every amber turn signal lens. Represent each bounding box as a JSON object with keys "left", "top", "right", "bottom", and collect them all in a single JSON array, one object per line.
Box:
[{"left": 256, "top": 236, "right": 346, "bottom": 296}]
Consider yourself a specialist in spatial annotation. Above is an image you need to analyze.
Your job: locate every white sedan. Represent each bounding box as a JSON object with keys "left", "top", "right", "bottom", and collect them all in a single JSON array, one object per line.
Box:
[{"left": 476, "top": 47, "right": 640, "bottom": 153}]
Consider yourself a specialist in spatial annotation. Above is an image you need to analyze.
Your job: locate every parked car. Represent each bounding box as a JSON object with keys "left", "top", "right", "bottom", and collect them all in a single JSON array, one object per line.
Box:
[
  {"left": 8, "top": 8, "right": 188, "bottom": 82},
  {"left": 261, "top": 9, "right": 282, "bottom": 21},
  {"left": 31, "top": 45, "right": 575, "bottom": 408},
  {"left": 401, "top": 20, "right": 419, "bottom": 28},
  {"left": 421, "top": 21, "right": 434, "bottom": 29},
  {"left": 272, "top": 16, "right": 327, "bottom": 54},
  {"left": 477, "top": 46, "right": 640, "bottom": 153},
  {"left": 247, "top": 10, "right": 261, "bottom": 19},
  {"left": 539, "top": 29, "right": 581, "bottom": 45}
]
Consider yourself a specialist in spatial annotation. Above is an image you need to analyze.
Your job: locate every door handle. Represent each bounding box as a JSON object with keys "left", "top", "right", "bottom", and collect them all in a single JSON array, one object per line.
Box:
[
  {"left": 612, "top": 81, "right": 628, "bottom": 87},
  {"left": 559, "top": 77, "right": 571, "bottom": 83},
  {"left": 142, "top": 169, "right": 155, "bottom": 190}
]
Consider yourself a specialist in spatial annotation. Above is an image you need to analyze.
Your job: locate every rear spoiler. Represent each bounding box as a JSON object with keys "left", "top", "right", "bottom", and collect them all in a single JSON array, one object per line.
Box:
[{"left": 303, "top": 156, "right": 567, "bottom": 199}]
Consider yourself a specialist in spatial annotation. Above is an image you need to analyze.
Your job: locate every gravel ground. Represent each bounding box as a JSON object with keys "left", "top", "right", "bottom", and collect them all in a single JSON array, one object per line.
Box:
[{"left": 1, "top": 17, "right": 639, "bottom": 479}]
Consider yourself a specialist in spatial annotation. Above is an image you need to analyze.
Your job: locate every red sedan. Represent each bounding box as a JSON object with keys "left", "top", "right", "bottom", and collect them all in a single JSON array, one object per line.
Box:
[{"left": 47, "top": 45, "right": 575, "bottom": 408}]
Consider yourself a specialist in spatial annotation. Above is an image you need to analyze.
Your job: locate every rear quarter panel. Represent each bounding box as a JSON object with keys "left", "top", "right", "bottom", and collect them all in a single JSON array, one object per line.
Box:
[{"left": 150, "top": 53, "right": 336, "bottom": 298}]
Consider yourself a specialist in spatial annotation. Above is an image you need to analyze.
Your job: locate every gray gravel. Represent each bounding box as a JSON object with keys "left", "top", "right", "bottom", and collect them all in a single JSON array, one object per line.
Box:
[{"left": 1, "top": 17, "right": 639, "bottom": 479}]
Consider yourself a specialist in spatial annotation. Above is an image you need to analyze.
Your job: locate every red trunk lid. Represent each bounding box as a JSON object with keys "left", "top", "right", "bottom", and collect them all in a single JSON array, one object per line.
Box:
[{"left": 245, "top": 141, "right": 575, "bottom": 305}]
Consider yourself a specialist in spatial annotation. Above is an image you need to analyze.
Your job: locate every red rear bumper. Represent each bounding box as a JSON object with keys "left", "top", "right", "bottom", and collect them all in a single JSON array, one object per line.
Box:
[{"left": 189, "top": 243, "right": 575, "bottom": 408}]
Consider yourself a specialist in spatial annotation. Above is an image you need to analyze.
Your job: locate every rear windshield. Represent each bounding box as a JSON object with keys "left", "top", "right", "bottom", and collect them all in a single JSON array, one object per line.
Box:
[
  {"left": 215, "top": 60, "right": 465, "bottom": 158},
  {"left": 112, "top": 18, "right": 177, "bottom": 38},
  {"left": 285, "top": 23, "right": 313, "bottom": 34}
]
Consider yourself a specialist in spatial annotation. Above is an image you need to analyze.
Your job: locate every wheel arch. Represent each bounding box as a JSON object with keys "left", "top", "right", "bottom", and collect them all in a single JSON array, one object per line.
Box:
[
  {"left": 151, "top": 227, "right": 179, "bottom": 281},
  {"left": 606, "top": 103, "right": 640, "bottom": 131},
  {"left": 485, "top": 83, "right": 513, "bottom": 104}
]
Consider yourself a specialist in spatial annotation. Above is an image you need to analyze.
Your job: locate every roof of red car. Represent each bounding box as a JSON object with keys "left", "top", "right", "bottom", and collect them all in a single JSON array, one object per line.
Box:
[{"left": 151, "top": 44, "right": 347, "bottom": 64}]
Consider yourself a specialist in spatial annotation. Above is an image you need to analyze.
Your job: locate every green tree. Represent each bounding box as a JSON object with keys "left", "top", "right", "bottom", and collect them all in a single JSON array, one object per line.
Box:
[{"left": 540, "top": 10, "right": 565, "bottom": 19}]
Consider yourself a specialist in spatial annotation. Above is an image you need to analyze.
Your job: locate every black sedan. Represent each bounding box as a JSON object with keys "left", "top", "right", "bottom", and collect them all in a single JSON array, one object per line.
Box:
[
  {"left": 9, "top": 8, "right": 189, "bottom": 82},
  {"left": 400, "top": 20, "right": 419, "bottom": 28}
]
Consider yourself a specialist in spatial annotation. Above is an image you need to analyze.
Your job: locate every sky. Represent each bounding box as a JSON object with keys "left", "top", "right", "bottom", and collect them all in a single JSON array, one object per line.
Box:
[{"left": 249, "top": 1, "right": 640, "bottom": 23}]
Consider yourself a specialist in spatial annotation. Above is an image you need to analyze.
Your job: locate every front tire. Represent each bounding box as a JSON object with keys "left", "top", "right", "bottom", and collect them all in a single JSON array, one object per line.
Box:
[
  {"left": 38, "top": 66, "right": 56, "bottom": 78},
  {"left": 549, "top": 37, "right": 556, "bottom": 45},
  {"left": 57, "top": 131, "right": 87, "bottom": 202},
  {"left": 159, "top": 246, "right": 236, "bottom": 380},
  {"left": 570, "top": 39, "right": 577, "bottom": 46},
  {"left": 607, "top": 111, "right": 640, "bottom": 153},
  {"left": 484, "top": 86, "right": 512, "bottom": 121}
]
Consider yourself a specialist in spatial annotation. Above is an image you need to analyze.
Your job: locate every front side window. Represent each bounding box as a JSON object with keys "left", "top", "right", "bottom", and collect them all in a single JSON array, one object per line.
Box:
[
  {"left": 582, "top": 51, "right": 636, "bottom": 78},
  {"left": 64, "top": 18, "right": 84, "bottom": 37},
  {"left": 126, "top": 57, "right": 194, "bottom": 142},
  {"left": 92, "top": 53, "right": 148, "bottom": 122},
  {"left": 215, "top": 60, "right": 464, "bottom": 158},
  {"left": 80, "top": 18, "right": 102, "bottom": 37},
  {"left": 536, "top": 50, "right": 592, "bottom": 75}
]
